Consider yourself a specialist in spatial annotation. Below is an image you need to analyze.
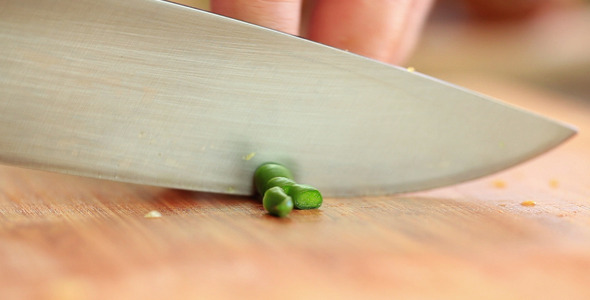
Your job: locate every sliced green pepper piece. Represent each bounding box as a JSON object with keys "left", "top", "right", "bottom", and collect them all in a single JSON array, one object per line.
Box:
[
  {"left": 289, "top": 184, "right": 323, "bottom": 210},
  {"left": 254, "top": 163, "right": 294, "bottom": 195},
  {"left": 265, "top": 177, "right": 296, "bottom": 194},
  {"left": 263, "top": 186, "right": 294, "bottom": 217}
]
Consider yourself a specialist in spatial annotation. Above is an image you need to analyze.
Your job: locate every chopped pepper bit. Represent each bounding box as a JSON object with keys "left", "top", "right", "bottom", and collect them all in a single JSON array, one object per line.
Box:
[
  {"left": 254, "top": 163, "right": 294, "bottom": 195},
  {"left": 549, "top": 179, "right": 559, "bottom": 188},
  {"left": 263, "top": 187, "right": 293, "bottom": 218},
  {"left": 266, "top": 177, "right": 296, "bottom": 194},
  {"left": 492, "top": 180, "right": 506, "bottom": 189},
  {"left": 242, "top": 152, "right": 256, "bottom": 161},
  {"left": 254, "top": 162, "right": 323, "bottom": 217},
  {"left": 520, "top": 200, "right": 536, "bottom": 207},
  {"left": 144, "top": 210, "right": 162, "bottom": 218},
  {"left": 289, "top": 184, "right": 323, "bottom": 210}
]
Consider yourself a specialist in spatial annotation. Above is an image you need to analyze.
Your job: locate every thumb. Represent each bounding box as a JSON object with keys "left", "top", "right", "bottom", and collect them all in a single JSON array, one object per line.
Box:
[
  {"left": 306, "top": 0, "right": 434, "bottom": 65},
  {"left": 210, "top": 0, "right": 303, "bottom": 35}
]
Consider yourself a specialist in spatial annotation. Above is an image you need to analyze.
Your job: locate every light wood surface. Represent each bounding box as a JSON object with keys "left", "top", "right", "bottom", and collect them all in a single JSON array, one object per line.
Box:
[{"left": 1, "top": 75, "right": 589, "bottom": 299}]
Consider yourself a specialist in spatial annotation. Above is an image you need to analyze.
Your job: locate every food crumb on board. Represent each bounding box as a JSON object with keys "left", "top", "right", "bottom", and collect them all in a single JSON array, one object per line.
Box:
[
  {"left": 242, "top": 152, "right": 256, "bottom": 161},
  {"left": 406, "top": 66, "right": 415, "bottom": 72},
  {"left": 520, "top": 200, "right": 536, "bottom": 207},
  {"left": 549, "top": 179, "right": 559, "bottom": 188},
  {"left": 144, "top": 210, "right": 162, "bottom": 218},
  {"left": 492, "top": 180, "right": 506, "bottom": 189}
]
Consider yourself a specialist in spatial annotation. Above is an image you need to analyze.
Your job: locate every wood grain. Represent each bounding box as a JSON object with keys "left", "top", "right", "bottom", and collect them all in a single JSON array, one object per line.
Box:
[{"left": 1, "top": 75, "right": 589, "bottom": 299}]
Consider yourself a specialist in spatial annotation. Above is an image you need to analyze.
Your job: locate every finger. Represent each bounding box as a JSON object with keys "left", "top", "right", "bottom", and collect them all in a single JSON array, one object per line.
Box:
[
  {"left": 461, "top": 0, "right": 548, "bottom": 20},
  {"left": 307, "top": 0, "right": 434, "bottom": 65},
  {"left": 210, "top": 0, "right": 303, "bottom": 35}
]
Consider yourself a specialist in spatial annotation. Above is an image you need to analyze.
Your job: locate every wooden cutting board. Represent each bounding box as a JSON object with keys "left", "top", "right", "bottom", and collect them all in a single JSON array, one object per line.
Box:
[{"left": 1, "top": 75, "right": 589, "bottom": 300}]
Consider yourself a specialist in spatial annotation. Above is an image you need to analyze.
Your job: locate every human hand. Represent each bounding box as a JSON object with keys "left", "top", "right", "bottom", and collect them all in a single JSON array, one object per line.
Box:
[
  {"left": 210, "top": 0, "right": 434, "bottom": 65},
  {"left": 457, "top": 0, "right": 583, "bottom": 20}
]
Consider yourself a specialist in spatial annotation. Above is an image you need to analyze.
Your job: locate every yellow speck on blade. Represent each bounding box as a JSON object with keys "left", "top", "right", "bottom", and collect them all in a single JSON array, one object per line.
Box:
[
  {"left": 144, "top": 210, "right": 162, "bottom": 218},
  {"left": 47, "top": 277, "right": 89, "bottom": 300},
  {"left": 520, "top": 200, "right": 536, "bottom": 207},
  {"left": 492, "top": 180, "right": 506, "bottom": 189},
  {"left": 242, "top": 152, "right": 256, "bottom": 161},
  {"left": 549, "top": 179, "right": 559, "bottom": 188},
  {"left": 406, "top": 66, "right": 415, "bottom": 72}
]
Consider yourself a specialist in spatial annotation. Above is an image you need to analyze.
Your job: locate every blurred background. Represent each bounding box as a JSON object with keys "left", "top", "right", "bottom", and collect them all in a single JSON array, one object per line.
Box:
[{"left": 172, "top": 0, "right": 589, "bottom": 100}]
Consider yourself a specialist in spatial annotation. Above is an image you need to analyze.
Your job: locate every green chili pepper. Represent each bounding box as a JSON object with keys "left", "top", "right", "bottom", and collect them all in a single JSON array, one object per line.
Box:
[
  {"left": 254, "top": 163, "right": 294, "bottom": 195},
  {"left": 289, "top": 184, "right": 323, "bottom": 210},
  {"left": 265, "top": 177, "right": 296, "bottom": 194},
  {"left": 263, "top": 186, "right": 294, "bottom": 217}
]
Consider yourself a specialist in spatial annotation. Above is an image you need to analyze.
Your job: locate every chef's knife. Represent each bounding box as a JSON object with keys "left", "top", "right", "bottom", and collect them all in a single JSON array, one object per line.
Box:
[{"left": 0, "top": 0, "right": 576, "bottom": 197}]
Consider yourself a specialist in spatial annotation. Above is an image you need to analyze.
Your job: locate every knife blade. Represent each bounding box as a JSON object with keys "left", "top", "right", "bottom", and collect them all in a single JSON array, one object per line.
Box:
[{"left": 0, "top": 0, "right": 576, "bottom": 197}]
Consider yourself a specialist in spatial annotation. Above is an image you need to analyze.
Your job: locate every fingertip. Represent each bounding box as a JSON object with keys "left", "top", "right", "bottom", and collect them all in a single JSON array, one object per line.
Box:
[
  {"left": 211, "top": 0, "right": 303, "bottom": 35},
  {"left": 307, "top": 0, "right": 434, "bottom": 65}
]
